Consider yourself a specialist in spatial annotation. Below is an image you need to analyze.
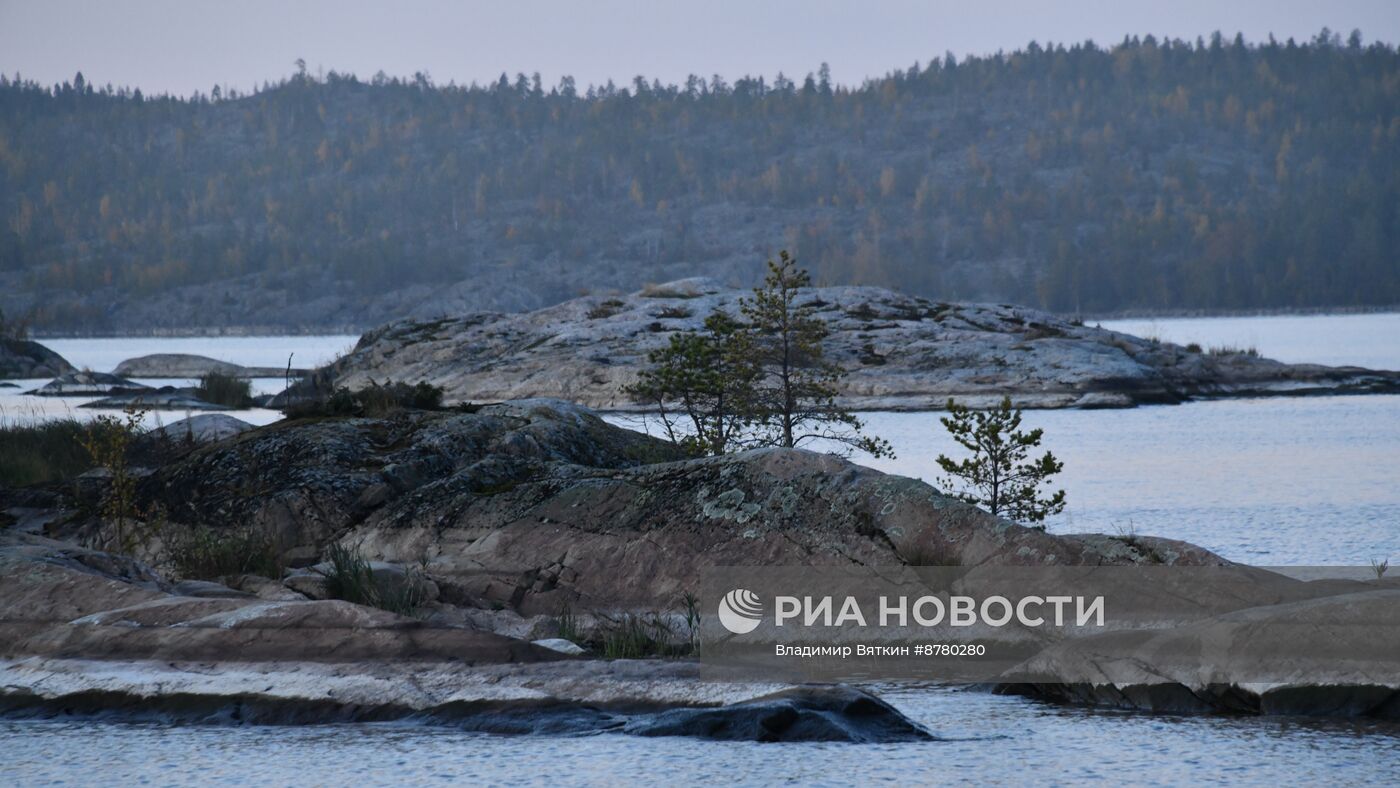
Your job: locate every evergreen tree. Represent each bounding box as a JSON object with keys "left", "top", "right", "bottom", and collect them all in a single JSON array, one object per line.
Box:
[
  {"left": 625, "top": 310, "right": 759, "bottom": 456},
  {"left": 741, "top": 251, "right": 892, "bottom": 458},
  {"left": 935, "top": 396, "right": 1065, "bottom": 525}
]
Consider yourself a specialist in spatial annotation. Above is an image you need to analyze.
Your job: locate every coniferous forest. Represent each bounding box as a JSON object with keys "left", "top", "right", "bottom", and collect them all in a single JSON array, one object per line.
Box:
[{"left": 1, "top": 30, "right": 1396, "bottom": 332}]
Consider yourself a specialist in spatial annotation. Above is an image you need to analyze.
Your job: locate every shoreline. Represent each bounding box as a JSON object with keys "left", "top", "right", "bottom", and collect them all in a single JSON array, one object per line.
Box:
[
  {"left": 25, "top": 306, "right": 1400, "bottom": 340},
  {"left": 1084, "top": 304, "right": 1400, "bottom": 322}
]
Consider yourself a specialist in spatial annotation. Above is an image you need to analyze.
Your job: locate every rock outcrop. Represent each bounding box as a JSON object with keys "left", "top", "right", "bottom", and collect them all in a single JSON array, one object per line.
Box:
[
  {"left": 59, "top": 400, "right": 1221, "bottom": 618},
  {"left": 318, "top": 279, "right": 1400, "bottom": 410},
  {"left": 0, "top": 338, "right": 73, "bottom": 379},
  {"left": 0, "top": 532, "right": 933, "bottom": 742},
  {"left": 8, "top": 399, "right": 1395, "bottom": 723},
  {"left": 113, "top": 353, "right": 306, "bottom": 379},
  {"left": 997, "top": 584, "right": 1400, "bottom": 719}
]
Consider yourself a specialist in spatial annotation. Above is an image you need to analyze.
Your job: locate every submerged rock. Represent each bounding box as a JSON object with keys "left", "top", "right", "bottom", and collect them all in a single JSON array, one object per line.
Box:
[
  {"left": 623, "top": 686, "right": 933, "bottom": 743},
  {"left": 317, "top": 280, "right": 1400, "bottom": 410},
  {"left": 0, "top": 338, "right": 73, "bottom": 380}
]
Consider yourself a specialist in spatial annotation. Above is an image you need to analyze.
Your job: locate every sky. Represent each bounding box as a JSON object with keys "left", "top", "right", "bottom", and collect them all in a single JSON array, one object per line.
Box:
[{"left": 1, "top": 0, "right": 1397, "bottom": 97}]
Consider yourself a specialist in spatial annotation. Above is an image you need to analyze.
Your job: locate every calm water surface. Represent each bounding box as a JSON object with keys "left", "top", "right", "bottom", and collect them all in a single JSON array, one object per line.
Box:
[{"left": 5, "top": 687, "right": 1398, "bottom": 786}]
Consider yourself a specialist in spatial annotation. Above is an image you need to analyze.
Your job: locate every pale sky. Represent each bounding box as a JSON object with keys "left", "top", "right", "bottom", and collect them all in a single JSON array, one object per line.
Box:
[{"left": 1, "top": 0, "right": 1397, "bottom": 97}]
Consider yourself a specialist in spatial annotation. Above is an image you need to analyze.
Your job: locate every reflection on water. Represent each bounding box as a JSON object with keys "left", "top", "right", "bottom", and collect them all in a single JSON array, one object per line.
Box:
[{"left": 4, "top": 687, "right": 1398, "bottom": 786}]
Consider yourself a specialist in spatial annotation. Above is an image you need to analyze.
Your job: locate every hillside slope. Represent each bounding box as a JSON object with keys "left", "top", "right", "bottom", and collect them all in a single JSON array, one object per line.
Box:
[{"left": 1, "top": 33, "right": 1397, "bottom": 331}]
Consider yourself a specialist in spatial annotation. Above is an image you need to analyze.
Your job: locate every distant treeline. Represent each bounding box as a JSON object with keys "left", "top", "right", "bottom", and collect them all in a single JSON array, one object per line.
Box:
[{"left": 1, "top": 29, "right": 1397, "bottom": 331}]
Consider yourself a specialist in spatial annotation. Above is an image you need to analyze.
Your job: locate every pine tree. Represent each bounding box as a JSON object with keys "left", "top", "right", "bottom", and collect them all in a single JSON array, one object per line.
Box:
[
  {"left": 935, "top": 396, "right": 1065, "bottom": 525},
  {"left": 625, "top": 310, "right": 759, "bottom": 456},
  {"left": 741, "top": 251, "right": 892, "bottom": 458}
]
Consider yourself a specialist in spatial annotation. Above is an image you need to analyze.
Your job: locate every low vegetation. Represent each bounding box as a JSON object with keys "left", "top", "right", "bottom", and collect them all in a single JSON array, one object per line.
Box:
[
  {"left": 78, "top": 408, "right": 148, "bottom": 552},
  {"left": 595, "top": 612, "right": 678, "bottom": 659},
  {"left": 322, "top": 542, "right": 432, "bottom": 616},
  {"left": 164, "top": 525, "right": 281, "bottom": 580},
  {"left": 195, "top": 371, "right": 253, "bottom": 408},
  {"left": 0, "top": 418, "right": 98, "bottom": 486},
  {"left": 284, "top": 380, "right": 447, "bottom": 418},
  {"left": 1208, "top": 344, "right": 1260, "bottom": 357}
]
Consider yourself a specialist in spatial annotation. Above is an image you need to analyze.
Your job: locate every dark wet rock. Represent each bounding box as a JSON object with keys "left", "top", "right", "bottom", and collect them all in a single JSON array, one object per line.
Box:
[
  {"left": 317, "top": 280, "right": 1400, "bottom": 410},
  {"left": 623, "top": 686, "right": 934, "bottom": 742},
  {"left": 0, "top": 338, "right": 74, "bottom": 380},
  {"left": 30, "top": 370, "right": 147, "bottom": 396},
  {"left": 113, "top": 353, "right": 307, "bottom": 379}
]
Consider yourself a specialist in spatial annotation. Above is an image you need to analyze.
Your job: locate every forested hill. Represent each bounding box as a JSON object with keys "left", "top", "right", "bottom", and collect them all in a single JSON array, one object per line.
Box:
[{"left": 2, "top": 31, "right": 1397, "bottom": 333}]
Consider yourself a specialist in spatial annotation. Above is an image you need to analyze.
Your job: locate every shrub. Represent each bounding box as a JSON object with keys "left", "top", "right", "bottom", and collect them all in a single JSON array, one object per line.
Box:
[
  {"left": 164, "top": 525, "right": 281, "bottom": 580},
  {"left": 652, "top": 305, "right": 693, "bottom": 319},
  {"left": 0, "top": 418, "right": 97, "bottom": 486},
  {"left": 1184, "top": 342, "right": 1203, "bottom": 354},
  {"left": 555, "top": 599, "right": 582, "bottom": 643},
  {"left": 322, "top": 542, "right": 431, "bottom": 616},
  {"left": 586, "top": 298, "right": 627, "bottom": 319},
  {"left": 195, "top": 371, "right": 253, "bottom": 407},
  {"left": 79, "top": 408, "right": 147, "bottom": 553},
  {"left": 597, "top": 612, "right": 675, "bottom": 659},
  {"left": 1208, "top": 344, "right": 1259, "bottom": 357},
  {"left": 283, "top": 380, "right": 447, "bottom": 418}
]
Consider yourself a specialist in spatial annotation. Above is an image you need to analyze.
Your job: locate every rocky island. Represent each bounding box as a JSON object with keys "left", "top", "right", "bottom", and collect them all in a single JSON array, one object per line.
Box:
[
  {"left": 3, "top": 400, "right": 1395, "bottom": 730},
  {"left": 0, "top": 338, "right": 73, "bottom": 380},
  {"left": 317, "top": 279, "right": 1400, "bottom": 411}
]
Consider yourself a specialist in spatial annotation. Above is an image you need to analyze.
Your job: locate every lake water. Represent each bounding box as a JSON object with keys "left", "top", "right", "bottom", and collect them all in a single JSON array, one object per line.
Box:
[
  {"left": 5, "top": 685, "right": 1398, "bottom": 786},
  {"left": 3, "top": 314, "right": 1399, "bottom": 784}
]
